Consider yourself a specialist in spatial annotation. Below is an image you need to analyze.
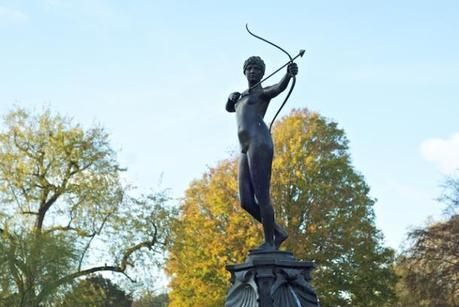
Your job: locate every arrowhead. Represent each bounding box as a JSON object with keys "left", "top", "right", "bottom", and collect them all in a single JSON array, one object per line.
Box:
[{"left": 299, "top": 49, "right": 306, "bottom": 57}]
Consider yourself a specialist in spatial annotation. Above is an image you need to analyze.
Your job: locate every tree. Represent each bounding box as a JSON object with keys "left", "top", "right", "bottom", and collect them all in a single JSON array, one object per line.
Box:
[
  {"left": 166, "top": 109, "right": 397, "bottom": 306},
  {"left": 166, "top": 159, "right": 259, "bottom": 306},
  {"left": 62, "top": 275, "right": 133, "bottom": 306},
  {"left": 396, "top": 177, "right": 459, "bottom": 306},
  {"left": 0, "top": 108, "right": 174, "bottom": 306},
  {"left": 0, "top": 231, "right": 77, "bottom": 305},
  {"left": 132, "top": 292, "right": 169, "bottom": 307},
  {"left": 440, "top": 176, "right": 459, "bottom": 216}
]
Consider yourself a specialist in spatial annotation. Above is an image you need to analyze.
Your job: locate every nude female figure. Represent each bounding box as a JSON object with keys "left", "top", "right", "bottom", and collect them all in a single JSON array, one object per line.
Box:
[{"left": 226, "top": 56, "right": 298, "bottom": 251}]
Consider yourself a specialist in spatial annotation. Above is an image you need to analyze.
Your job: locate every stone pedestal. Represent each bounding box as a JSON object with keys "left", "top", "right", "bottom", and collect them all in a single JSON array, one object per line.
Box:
[{"left": 225, "top": 250, "right": 319, "bottom": 306}]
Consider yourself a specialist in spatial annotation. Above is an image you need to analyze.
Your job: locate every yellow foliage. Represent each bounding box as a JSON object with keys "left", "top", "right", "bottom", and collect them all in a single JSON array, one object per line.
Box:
[
  {"left": 166, "top": 109, "right": 397, "bottom": 306},
  {"left": 166, "top": 160, "right": 260, "bottom": 306}
]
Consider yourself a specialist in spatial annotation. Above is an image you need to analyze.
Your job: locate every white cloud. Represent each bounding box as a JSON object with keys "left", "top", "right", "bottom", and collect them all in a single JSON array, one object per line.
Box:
[
  {"left": 420, "top": 133, "right": 459, "bottom": 174},
  {"left": 0, "top": 6, "right": 28, "bottom": 23}
]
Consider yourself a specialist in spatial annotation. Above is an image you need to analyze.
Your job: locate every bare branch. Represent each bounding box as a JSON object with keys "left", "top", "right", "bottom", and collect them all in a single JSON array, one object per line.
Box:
[
  {"left": 69, "top": 161, "right": 94, "bottom": 177},
  {"left": 9, "top": 185, "right": 25, "bottom": 209},
  {"left": 120, "top": 271, "right": 136, "bottom": 283},
  {"left": 77, "top": 233, "right": 97, "bottom": 271},
  {"left": 44, "top": 226, "right": 92, "bottom": 237},
  {"left": 38, "top": 231, "right": 160, "bottom": 302},
  {"left": 35, "top": 192, "right": 62, "bottom": 231},
  {"left": 20, "top": 211, "right": 38, "bottom": 215},
  {"left": 12, "top": 133, "right": 37, "bottom": 160},
  {"left": 119, "top": 235, "right": 158, "bottom": 271},
  {"left": 77, "top": 212, "right": 113, "bottom": 271}
]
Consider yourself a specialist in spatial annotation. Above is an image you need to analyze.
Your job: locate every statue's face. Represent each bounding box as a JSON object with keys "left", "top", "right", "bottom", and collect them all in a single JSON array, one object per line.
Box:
[{"left": 245, "top": 64, "right": 264, "bottom": 83}]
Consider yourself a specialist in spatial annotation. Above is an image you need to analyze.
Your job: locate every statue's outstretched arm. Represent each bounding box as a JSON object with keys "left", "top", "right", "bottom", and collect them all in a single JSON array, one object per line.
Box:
[{"left": 263, "top": 63, "right": 298, "bottom": 99}]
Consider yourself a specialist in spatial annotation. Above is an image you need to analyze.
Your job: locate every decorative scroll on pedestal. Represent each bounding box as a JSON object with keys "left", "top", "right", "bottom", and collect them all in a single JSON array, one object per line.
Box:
[
  {"left": 225, "top": 250, "right": 319, "bottom": 307},
  {"left": 225, "top": 270, "right": 258, "bottom": 306}
]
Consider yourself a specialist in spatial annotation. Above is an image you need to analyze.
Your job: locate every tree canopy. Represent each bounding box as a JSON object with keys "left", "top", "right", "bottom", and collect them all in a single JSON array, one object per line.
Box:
[
  {"left": 0, "top": 230, "right": 78, "bottom": 305},
  {"left": 132, "top": 292, "right": 169, "bottom": 307},
  {"left": 166, "top": 109, "right": 397, "bottom": 306},
  {"left": 61, "top": 275, "right": 133, "bottom": 307},
  {"left": 0, "top": 107, "right": 174, "bottom": 306},
  {"left": 396, "top": 176, "right": 459, "bottom": 306}
]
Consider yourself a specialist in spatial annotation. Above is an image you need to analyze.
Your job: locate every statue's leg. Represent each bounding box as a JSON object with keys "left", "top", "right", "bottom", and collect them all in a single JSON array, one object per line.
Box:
[
  {"left": 239, "top": 152, "right": 288, "bottom": 249},
  {"left": 247, "top": 143, "right": 275, "bottom": 249},
  {"left": 239, "top": 153, "right": 261, "bottom": 222}
]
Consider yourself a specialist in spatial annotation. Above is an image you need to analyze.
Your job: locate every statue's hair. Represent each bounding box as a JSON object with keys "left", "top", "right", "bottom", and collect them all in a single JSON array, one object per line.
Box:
[{"left": 243, "top": 56, "right": 265, "bottom": 75}]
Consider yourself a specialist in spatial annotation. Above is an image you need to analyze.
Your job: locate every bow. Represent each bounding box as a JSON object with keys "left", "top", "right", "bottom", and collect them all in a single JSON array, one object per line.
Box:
[{"left": 246, "top": 24, "right": 302, "bottom": 132}]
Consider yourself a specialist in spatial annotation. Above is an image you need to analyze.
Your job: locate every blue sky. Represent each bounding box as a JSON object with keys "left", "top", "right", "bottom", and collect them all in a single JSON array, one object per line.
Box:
[{"left": 1, "top": 0, "right": 458, "bottom": 251}]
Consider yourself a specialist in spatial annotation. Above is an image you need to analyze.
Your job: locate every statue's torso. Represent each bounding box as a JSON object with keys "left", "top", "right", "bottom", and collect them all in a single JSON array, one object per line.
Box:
[{"left": 235, "top": 90, "right": 273, "bottom": 153}]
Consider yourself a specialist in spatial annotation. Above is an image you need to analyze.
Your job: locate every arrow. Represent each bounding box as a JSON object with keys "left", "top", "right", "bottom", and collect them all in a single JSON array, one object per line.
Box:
[
  {"left": 245, "top": 24, "right": 305, "bottom": 132},
  {"left": 248, "top": 49, "right": 305, "bottom": 91}
]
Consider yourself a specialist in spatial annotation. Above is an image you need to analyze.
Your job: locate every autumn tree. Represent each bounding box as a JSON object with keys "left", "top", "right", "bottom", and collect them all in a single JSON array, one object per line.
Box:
[
  {"left": 61, "top": 275, "right": 133, "bottom": 306},
  {"left": 166, "top": 109, "right": 397, "bottom": 306},
  {"left": 166, "top": 159, "right": 259, "bottom": 306},
  {"left": 396, "top": 177, "right": 459, "bottom": 306},
  {"left": 440, "top": 176, "right": 459, "bottom": 216},
  {"left": 133, "top": 292, "right": 169, "bottom": 307},
  {"left": 0, "top": 108, "right": 174, "bottom": 306}
]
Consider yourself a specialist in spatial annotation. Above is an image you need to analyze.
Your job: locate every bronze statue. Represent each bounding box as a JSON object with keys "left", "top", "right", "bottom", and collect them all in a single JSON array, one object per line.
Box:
[
  {"left": 224, "top": 26, "right": 319, "bottom": 307},
  {"left": 226, "top": 56, "right": 298, "bottom": 251}
]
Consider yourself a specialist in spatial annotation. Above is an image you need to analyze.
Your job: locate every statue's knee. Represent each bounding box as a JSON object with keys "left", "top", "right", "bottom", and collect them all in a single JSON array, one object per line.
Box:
[
  {"left": 251, "top": 142, "right": 273, "bottom": 155},
  {"left": 254, "top": 195, "right": 271, "bottom": 208},
  {"left": 240, "top": 198, "right": 250, "bottom": 211}
]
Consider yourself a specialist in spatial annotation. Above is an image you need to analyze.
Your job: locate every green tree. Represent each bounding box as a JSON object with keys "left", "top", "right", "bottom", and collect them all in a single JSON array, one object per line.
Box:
[
  {"left": 0, "top": 231, "right": 77, "bottom": 306},
  {"left": 166, "top": 109, "right": 397, "bottom": 306},
  {"left": 0, "top": 108, "right": 174, "bottom": 306},
  {"left": 132, "top": 292, "right": 169, "bottom": 307},
  {"left": 62, "top": 275, "right": 133, "bottom": 307},
  {"left": 396, "top": 177, "right": 459, "bottom": 306}
]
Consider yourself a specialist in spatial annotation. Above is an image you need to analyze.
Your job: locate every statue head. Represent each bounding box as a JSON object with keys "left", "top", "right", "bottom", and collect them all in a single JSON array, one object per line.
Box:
[
  {"left": 243, "top": 56, "right": 265, "bottom": 83},
  {"left": 243, "top": 56, "right": 265, "bottom": 74}
]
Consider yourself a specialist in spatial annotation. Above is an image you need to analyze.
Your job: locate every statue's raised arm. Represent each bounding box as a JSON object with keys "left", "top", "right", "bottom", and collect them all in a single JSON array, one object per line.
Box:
[{"left": 263, "top": 62, "right": 298, "bottom": 99}]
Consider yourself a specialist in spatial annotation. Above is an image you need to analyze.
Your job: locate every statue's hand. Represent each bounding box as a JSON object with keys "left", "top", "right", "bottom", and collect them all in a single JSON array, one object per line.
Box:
[
  {"left": 287, "top": 63, "right": 298, "bottom": 77},
  {"left": 229, "top": 92, "right": 241, "bottom": 103}
]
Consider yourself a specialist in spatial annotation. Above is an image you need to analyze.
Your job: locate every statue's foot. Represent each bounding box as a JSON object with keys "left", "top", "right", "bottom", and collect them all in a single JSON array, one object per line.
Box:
[
  {"left": 274, "top": 226, "right": 288, "bottom": 249},
  {"left": 256, "top": 241, "right": 276, "bottom": 251}
]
